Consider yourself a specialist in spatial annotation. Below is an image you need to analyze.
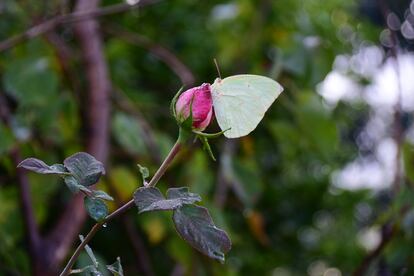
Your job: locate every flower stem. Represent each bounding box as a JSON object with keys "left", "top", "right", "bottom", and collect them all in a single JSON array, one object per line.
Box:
[{"left": 59, "top": 140, "right": 182, "bottom": 276}]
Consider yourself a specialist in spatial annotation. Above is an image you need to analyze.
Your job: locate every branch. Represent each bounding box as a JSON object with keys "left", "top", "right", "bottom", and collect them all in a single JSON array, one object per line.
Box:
[
  {"left": 104, "top": 24, "right": 195, "bottom": 87},
  {"left": 0, "top": 95, "right": 41, "bottom": 274},
  {"left": 12, "top": 149, "right": 42, "bottom": 267},
  {"left": 352, "top": 224, "right": 396, "bottom": 276},
  {"left": 43, "top": 0, "right": 112, "bottom": 273},
  {"left": 353, "top": 1, "right": 405, "bottom": 273},
  {"left": 44, "top": 32, "right": 82, "bottom": 96},
  {"left": 0, "top": 0, "right": 162, "bottom": 52}
]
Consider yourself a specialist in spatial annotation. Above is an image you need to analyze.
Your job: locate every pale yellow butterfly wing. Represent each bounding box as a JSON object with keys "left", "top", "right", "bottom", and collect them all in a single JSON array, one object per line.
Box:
[{"left": 211, "top": 74, "right": 283, "bottom": 138}]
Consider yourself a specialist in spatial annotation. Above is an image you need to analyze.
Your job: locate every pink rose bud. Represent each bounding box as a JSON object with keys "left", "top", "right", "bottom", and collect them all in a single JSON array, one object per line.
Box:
[{"left": 175, "top": 83, "right": 213, "bottom": 131}]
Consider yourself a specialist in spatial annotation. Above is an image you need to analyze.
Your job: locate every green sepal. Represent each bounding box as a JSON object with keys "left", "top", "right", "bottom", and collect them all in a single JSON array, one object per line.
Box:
[
  {"left": 178, "top": 127, "right": 193, "bottom": 144},
  {"left": 170, "top": 86, "right": 184, "bottom": 121},
  {"left": 194, "top": 128, "right": 230, "bottom": 161},
  {"left": 199, "top": 136, "right": 216, "bottom": 161},
  {"left": 193, "top": 128, "right": 231, "bottom": 139}
]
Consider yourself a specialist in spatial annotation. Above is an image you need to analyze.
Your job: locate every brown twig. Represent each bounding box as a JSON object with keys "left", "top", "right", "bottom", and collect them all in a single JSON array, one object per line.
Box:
[
  {"left": 12, "top": 150, "right": 42, "bottom": 269},
  {"left": 41, "top": 0, "right": 112, "bottom": 273},
  {"left": 376, "top": 0, "right": 404, "bottom": 194},
  {"left": 104, "top": 23, "right": 195, "bottom": 87},
  {"left": 44, "top": 32, "right": 82, "bottom": 95},
  {"left": 353, "top": 224, "right": 396, "bottom": 276},
  {"left": 73, "top": 0, "right": 111, "bottom": 162},
  {"left": 353, "top": 2, "right": 405, "bottom": 273},
  {"left": 0, "top": 0, "right": 162, "bottom": 52}
]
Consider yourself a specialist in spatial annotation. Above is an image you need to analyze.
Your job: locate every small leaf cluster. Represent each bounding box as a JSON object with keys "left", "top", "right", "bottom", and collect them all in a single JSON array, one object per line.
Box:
[
  {"left": 18, "top": 152, "right": 113, "bottom": 221},
  {"left": 134, "top": 186, "right": 231, "bottom": 262},
  {"left": 70, "top": 235, "right": 123, "bottom": 276},
  {"left": 18, "top": 152, "right": 233, "bottom": 263}
]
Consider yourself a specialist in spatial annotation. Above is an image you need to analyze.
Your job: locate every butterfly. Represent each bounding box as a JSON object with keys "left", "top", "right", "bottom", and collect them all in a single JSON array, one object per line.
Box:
[{"left": 211, "top": 74, "right": 283, "bottom": 138}]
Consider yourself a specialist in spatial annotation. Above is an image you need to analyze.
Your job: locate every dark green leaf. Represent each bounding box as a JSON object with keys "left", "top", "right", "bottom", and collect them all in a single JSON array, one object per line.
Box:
[
  {"left": 133, "top": 187, "right": 164, "bottom": 213},
  {"left": 17, "top": 158, "right": 69, "bottom": 175},
  {"left": 64, "top": 176, "right": 83, "bottom": 194},
  {"left": 173, "top": 205, "right": 231, "bottom": 263},
  {"left": 133, "top": 187, "right": 201, "bottom": 213},
  {"left": 3, "top": 57, "right": 59, "bottom": 107},
  {"left": 78, "top": 185, "right": 93, "bottom": 195},
  {"left": 69, "top": 265, "right": 95, "bottom": 274},
  {"left": 92, "top": 190, "right": 114, "bottom": 201},
  {"left": 64, "top": 177, "right": 95, "bottom": 196},
  {"left": 167, "top": 187, "right": 202, "bottom": 203},
  {"left": 79, "top": 235, "right": 98, "bottom": 268},
  {"left": 64, "top": 152, "right": 105, "bottom": 186},
  {"left": 84, "top": 197, "right": 108, "bottom": 222},
  {"left": 112, "top": 112, "right": 147, "bottom": 155},
  {"left": 106, "top": 257, "right": 123, "bottom": 276}
]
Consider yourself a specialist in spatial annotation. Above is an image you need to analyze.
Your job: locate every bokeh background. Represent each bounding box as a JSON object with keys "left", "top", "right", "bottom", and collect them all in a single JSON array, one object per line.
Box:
[{"left": 1, "top": 0, "right": 414, "bottom": 275}]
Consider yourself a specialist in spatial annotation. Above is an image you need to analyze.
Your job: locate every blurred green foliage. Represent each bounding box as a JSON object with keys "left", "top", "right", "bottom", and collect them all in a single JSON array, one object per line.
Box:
[{"left": 2, "top": 0, "right": 414, "bottom": 275}]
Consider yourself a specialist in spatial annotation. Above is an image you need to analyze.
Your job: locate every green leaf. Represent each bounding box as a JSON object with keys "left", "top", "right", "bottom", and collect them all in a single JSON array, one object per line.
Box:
[
  {"left": 64, "top": 178, "right": 95, "bottom": 196},
  {"left": 64, "top": 152, "right": 105, "bottom": 186},
  {"left": 64, "top": 176, "right": 82, "bottom": 194},
  {"left": 17, "top": 158, "right": 69, "bottom": 175},
  {"left": 112, "top": 112, "right": 147, "bottom": 155},
  {"left": 79, "top": 235, "right": 99, "bottom": 268},
  {"left": 84, "top": 197, "right": 108, "bottom": 221},
  {"left": 69, "top": 265, "right": 95, "bottom": 274},
  {"left": 133, "top": 187, "right": 201, "bottom": 213},
  {"left": 137, "top": 164, "right": 149, "bottom": 186},
  {"left": 166, "top": 187, "right": 201, "bottom": 203},
  {"left": 92, "top": 190, "right": 114, "bottom": 201},
  {"left": 106, "top": 257, "right": 124, "bottom": 276},
  {"left": 78, "top": 185, "right": 93, "bottom": 195},
  {"left": 173, "top": 205, "right": 231, "bottom": 263},
  {"left": 69, "top": 264, "right": 101, "bottom": 275},
  {"left": 3, "top": 57, "right": 59, "bottom": 107}
]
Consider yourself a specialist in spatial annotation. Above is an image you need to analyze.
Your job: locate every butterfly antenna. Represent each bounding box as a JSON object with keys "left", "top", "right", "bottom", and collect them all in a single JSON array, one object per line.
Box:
[{"left": 213, "top": 58, "right": 222, "bottom": 79}]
